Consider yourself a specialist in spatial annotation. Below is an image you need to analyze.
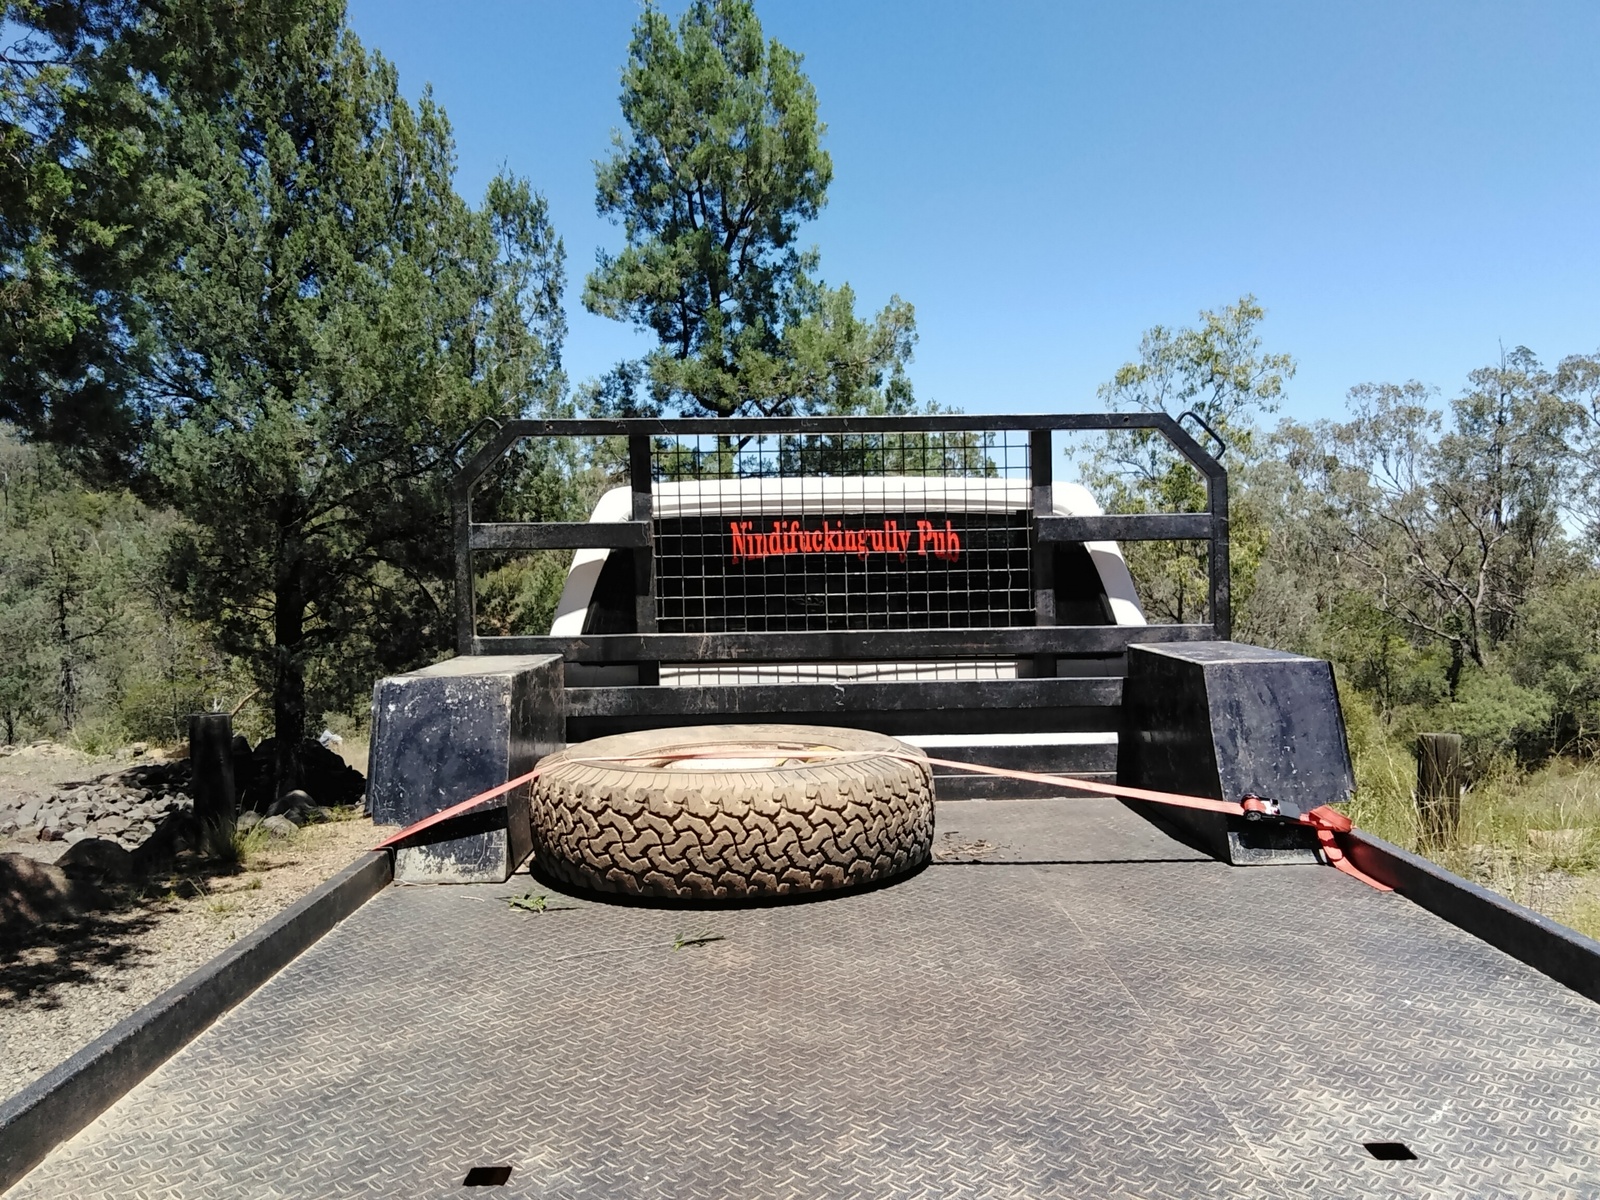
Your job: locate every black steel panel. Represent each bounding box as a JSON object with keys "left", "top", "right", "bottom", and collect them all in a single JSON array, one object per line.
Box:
[
  {"left": 927, "top": 740, "right": 1118, "bottom": 777},
  {"left": 627, "top": 434, "right": 657, "bottom": 646},
  {"left": 1119, "top": 642, "right": 1355, "bottom": 863},
  {"left": 476, "top": 624, "right": 1215, "bottom": 662},
  {"left": 450, "top": 410, "right": 1232, "bottom": 441},
  {"left": 930, "top": 738, "right": 1118, "bottom": 799},
  {"left": 934, "top": 772, "right": 1118, "bottom": 800},
  {"left": 566, "top": 705, "right": 1121, "bottom": 745},
  {"left": 452, "top": 413, "right": 1232, "bottom": 650},
  {"left": 367, "top": 655, "right": 564, "bottom": 882},
  {"left": 1346, "top": 830, "right": 1600, "bottom": 1004},
  {"left": 565, "top": 677, "right": 1121, "bottom": 719},
  {"left": 1037, "top": 512, "right": 1213, "bottom": 541},
  {"left": 469, "top": 522, "right": 650, "bottom": 550},
  {"left": 1029, "top": 429, "right": 1057, "bottom": 678}
]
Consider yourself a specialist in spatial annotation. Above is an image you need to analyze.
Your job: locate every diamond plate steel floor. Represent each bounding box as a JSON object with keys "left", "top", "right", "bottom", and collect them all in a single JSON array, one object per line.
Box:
[{"left": 10, "top": 799, "right": 1600, "bottom": 1200}]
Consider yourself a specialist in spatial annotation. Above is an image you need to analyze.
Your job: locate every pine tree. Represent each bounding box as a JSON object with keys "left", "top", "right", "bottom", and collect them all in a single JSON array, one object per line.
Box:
[
  {"left": 584, "top": 0, "right": 916, "bottom": 418},
  {"left": 143, "top": 6, "right": 566, "bottom": 794}
]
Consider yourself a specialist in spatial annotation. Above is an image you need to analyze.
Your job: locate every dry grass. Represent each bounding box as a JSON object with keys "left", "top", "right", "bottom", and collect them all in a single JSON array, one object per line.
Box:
[
  {"left": 1563, "top": 893, "right": 1600, "bottom": 941},
  {"left": 1343, "top": 718, "right": 1600, "bottom": 939}
]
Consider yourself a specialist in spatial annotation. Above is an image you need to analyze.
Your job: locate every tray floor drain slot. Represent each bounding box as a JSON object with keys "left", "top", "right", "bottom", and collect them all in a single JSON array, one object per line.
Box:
[
  {"left": 464, "top": 1165, "right": 513, "bottom": 1186},
  {"left": 1364, "top": 1141, "right": 1418, "bottom": 1161}
]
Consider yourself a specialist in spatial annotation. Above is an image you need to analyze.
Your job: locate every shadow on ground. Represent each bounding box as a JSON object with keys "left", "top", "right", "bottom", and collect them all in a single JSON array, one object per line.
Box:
[
  {"left": 0, "top": 899, "right": 166, "bottom": 1010},
  {"left": 0, "top": 847, "right": 278, "bottom": 1010}
]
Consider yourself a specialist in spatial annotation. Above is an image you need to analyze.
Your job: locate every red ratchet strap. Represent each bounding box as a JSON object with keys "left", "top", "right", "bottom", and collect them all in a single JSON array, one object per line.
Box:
[
  {"left": 372, "top": 768, "right": 542, "bottom": 851},
  {"left": 373, "top": 749, "right": 1391, "bottom": 891},
  {"left": 909, "top": 757, "right": 1389, "bottom": 891},
  {"left": 1296, "top": 804, "right": 1391, "bottom": 891}
]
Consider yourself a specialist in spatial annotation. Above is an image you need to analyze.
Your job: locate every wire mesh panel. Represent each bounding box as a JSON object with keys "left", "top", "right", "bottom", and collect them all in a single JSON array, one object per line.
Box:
[
  {"left": 452, "top": 412, "right": 1233, "bottom": 655},
  {"left": 651, "top": 431, "right": 1033, "bottom": 634}
]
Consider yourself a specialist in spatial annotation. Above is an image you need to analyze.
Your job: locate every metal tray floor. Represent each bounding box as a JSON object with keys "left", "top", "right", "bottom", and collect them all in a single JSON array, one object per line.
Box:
[{"left": 10, "top": 799, "right": 1600, "bottom": 1199}]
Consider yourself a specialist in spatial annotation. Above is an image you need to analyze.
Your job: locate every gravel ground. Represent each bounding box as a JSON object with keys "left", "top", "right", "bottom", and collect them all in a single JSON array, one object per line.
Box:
[{"left": 1, "top": 786, "right": 397, "bottom": 1103}]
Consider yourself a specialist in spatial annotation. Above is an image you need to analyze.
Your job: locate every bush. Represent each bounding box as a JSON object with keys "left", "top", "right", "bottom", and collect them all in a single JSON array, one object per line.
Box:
[{"left": 1444, "top": 669, "right": 1554, "bottom": 772}]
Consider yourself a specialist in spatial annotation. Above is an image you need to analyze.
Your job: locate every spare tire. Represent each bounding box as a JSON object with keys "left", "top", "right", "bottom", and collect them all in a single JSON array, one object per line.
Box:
[{"left": 529, "top": 724, "right": 934, "bottom": 900}]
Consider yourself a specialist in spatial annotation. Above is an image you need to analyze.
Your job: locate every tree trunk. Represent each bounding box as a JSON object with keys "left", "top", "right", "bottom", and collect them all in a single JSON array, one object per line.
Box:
[
  {"left": 273, "top": 556, "right": 307, "bottom": 799},
  {"left": 55, "top": 583, "right": 76, "bottom": 728}
]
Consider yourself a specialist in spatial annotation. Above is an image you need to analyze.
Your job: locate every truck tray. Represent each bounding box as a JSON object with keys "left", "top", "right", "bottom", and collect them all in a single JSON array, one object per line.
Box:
[{"left": 8, "top": 798, "right": 1599, "bottom": 1199}]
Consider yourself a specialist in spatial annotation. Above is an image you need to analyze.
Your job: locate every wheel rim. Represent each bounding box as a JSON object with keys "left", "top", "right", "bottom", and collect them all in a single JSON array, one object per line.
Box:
[{"left": 586, "top": 738, "right": 882, "bottom": 772}]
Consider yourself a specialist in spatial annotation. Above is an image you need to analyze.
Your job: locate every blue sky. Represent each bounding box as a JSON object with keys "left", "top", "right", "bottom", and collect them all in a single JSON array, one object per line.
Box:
[{"left": 346, "top": 0, "right": 1599, "bottom": 422}]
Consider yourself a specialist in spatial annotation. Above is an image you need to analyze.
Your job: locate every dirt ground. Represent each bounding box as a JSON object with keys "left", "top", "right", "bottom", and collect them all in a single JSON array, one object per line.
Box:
[{"left": 0, "top": 744, "right": 394, "bottom": 1103}]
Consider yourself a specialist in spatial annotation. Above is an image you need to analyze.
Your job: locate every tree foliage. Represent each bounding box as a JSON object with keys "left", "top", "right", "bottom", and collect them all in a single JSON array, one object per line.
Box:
[
  {"left": 8, "top": 0, "right": 1595, "bottom": 810},
  {"left": 1082, "top": 296, "right": 1292, "bottom": 624},
  {"left": 0, "top": 423, "right": 241, "bottom": 747},
  {"left": 0, "top": 1, "right": 314, "bottom": 480},
  {"left": 0, "top": 0, "right": 939, "bottom": 770},
  {"left": 132, "top": 6, "right": 566, "bottom": 793},
  {"left": 1239, "top": 347, "right": 1600, "bottom": 769},
  {"left": 584, "top": 0, "right": 916, "bottom": 417},
  {"left": 1090, "top": 300, "right": 1600, "bottom": 773},
  {"left": 3, "top": 2, "right": 584, "bottom": 770},
  {"left": 1322, "top": 353, "right": 1580, "bottom": 689}
]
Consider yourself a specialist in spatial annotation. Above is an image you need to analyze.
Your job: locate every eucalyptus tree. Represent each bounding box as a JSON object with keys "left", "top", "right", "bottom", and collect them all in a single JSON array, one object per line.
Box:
[
  {"left": 1329, "top": 351, "right": 1580, "bottom": 694},
  {"left": 1083, "top": 296, "right": 1294, "bottom": 624}
]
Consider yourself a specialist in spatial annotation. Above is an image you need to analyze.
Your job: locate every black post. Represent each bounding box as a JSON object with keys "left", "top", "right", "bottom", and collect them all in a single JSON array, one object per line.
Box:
[
  {"left": 1029, "top": 429, "right": 1057, "bottom": 680},
  {"left": 1416, "top": 732, "right": 1463, "bottom": 850},
  {"left": 629, "top": 434, "right": 660, "bottom": 686},
  {"left": 188, "top": 713, "right": 237, "bottom": 843},
  {"left": 453, "top": 487, "right": 475, "bottom": 656}
]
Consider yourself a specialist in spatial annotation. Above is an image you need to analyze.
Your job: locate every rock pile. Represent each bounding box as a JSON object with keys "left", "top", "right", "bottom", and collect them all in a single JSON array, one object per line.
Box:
[
  {"left": 0, "top": 761, "right": 193, "bottom": 852},
  {"left": 237, "top": 737, "right": 366, "bottom": 812},
  {"left": 1, "top": 736, "right": 366, "bottom": 855},
  {"left": 0, "top": 739, "right": 93, "bottom": 760}
]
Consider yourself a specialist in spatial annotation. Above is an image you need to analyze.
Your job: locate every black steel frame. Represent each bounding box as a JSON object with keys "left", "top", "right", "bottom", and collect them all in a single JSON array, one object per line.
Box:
[
  {"left": 450, "top": 413, "right": 1227, "bottom": 746},
  {"left": 457, "top": 412, "right": 1228, "bottom": 652},
  {"left": 448, "top": 412, "right": 1222, "bottom": 771}
]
